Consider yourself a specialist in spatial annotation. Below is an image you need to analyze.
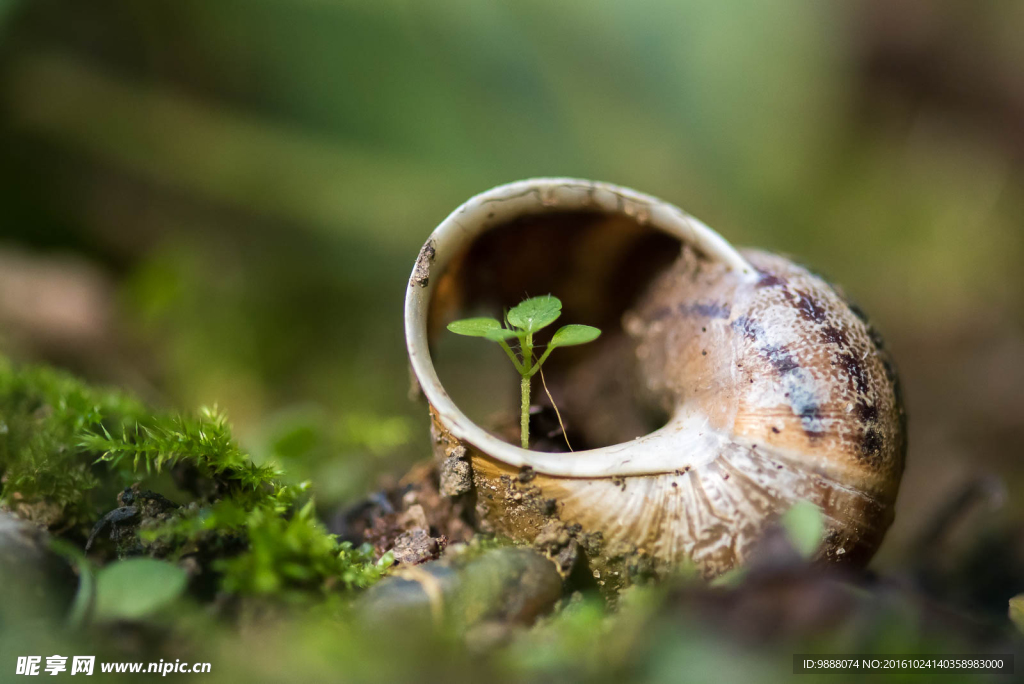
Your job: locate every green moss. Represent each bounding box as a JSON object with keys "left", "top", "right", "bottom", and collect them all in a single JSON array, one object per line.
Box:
[
  {"left": 216, "top": 500, "right": 392, "bottom": 600},
  {"left": 0, "top": 358, "right": 147, "bottom": 527},
  {"left": 81, "top": 404, "right": 281, "bottom": 506},
  {"left": 0, "top": 357, "right": 389, "bottom": 603}
]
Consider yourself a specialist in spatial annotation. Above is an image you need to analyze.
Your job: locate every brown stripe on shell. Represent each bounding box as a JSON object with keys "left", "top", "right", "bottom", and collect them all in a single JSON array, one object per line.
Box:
[{"left": 738, "top": 252, "right": 904, "bottom": 482}]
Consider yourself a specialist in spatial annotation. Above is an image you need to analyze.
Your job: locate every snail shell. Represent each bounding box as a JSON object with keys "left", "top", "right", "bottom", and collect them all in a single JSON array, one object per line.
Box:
[{"left": 405, "top": 179, "right": 906, "bottom": 585}]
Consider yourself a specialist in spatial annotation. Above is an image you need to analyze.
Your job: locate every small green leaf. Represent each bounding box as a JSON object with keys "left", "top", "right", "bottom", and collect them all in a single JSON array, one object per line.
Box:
[
  {"left": 780, "top": 500, "right": 825, "bottom": 559},
  {"left": 93, "top": 558, "right": 188, "bottom": 622},
  {"left": 484, "top": 328, "right": 519, "bottom": 342},
  {"left": 550, "top": 324, "right": 601, "bottom": 348},
  {"left": 507, "top": 295, "right": 561, "bottom": 333},
  {"left": 447, "top": 317, "right": 505, "bottom": 338},
  {"left": 1011, "top": 594, "right": 1024, "bottom": 635}
]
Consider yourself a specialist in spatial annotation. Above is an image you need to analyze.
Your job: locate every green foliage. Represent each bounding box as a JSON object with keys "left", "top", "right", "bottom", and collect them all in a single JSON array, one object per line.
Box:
[
  {"left": 216, "top": 501, "right": 392, "bottom": 600},
  {"left": 80, "top": 405, "right": 281, "bottom": 503},
  {"left": 506, "top": 295, "right": 562, "bottom": 333},
  {"left": 447, "top": 295, "right": 601, "bottom": 448},
  {"left": 446, "top": 317, "right": 519, "bottom": 341},
  {"left": 780, "top": 500, "right": 825, "bottom": 559},
  {"left": 0, "top": 356, "right": 283, "bottom": 527},
  {"left": 147, "top": 493, "right": 392, "bottom": 601},
  {"left": 93, "top": 558, "right": 188, "bottom": 622},
  {"left": 0, "top": 358, "right": 148, "bottom": 526},
  {"left": 550, "top": 324, "right": 602, "bottom": 348},
  {"left": 0, "top": 358, "right": 391, "bottom": 606}
]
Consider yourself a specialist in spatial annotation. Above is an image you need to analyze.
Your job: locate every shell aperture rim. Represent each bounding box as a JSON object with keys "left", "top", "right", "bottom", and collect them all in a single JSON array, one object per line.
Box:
[{"left": 404, "top": 177, "right": 758, "bottom": 479}]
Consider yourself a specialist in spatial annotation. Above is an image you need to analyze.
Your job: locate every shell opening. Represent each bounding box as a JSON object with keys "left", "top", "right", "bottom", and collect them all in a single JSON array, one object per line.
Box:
[
  {"left": 405, "top": 178, "right": 756, "bottom": 478},
  {"left": 431, "top": 209, "right": 679, "bottom": 450}
]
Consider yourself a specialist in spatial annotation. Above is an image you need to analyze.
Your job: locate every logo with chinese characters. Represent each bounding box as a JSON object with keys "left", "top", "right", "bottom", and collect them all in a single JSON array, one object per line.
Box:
[{"left": 16, "top": 656, "right": 95, "bottom": 676}]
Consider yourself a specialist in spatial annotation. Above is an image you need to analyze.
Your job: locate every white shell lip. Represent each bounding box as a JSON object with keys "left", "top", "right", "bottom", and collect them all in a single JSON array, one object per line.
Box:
[{"left": 404, "top": 178, "right": 757, "bottom": 479}]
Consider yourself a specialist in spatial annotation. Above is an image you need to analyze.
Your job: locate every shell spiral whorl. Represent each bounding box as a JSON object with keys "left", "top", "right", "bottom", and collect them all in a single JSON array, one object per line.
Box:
[{"left": 406, "top": 178, "right": 906, "bottom": 585}]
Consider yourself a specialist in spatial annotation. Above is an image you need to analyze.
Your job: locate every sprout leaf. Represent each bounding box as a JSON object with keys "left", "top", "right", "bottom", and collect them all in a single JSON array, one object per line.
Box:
[
  {"left": 507, "top": 295, "right": 561, "bottom": 333},
  {"left": 448, "top": 317, "right": 504, "bottom": 337},
  {"left": 446, "top": 295, "right": 601, "bottom": 450},
  {"left": 550, "top": 324, "right": 601, "bottom": 348}
]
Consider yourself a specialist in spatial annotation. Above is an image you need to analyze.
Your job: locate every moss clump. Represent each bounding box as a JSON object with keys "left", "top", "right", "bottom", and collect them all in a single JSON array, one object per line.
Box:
[
  {"left": 216, "top": 501, "right": 392, "bottom": 599},
  {"left": 0, "top": 358, "right": 148, "bottom": 529},
  {"left": 0, "top": 357, "right": 389, "bottom": 605}
]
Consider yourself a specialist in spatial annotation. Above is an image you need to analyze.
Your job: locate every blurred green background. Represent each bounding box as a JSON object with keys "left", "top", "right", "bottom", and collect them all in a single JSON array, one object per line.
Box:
[{"left": 0, "top": 0, "right": 1022, "bottom": 569}]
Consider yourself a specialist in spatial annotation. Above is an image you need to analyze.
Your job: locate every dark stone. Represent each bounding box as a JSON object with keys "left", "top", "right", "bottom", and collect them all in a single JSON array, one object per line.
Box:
[{"left": 0, "top": 512, "right": 77, "bottom": 618}]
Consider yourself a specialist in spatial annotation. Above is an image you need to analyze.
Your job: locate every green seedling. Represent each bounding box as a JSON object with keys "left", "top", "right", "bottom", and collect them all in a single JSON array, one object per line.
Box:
[{"left": 447, "top": 295, "right": 601, "bottom": 449}]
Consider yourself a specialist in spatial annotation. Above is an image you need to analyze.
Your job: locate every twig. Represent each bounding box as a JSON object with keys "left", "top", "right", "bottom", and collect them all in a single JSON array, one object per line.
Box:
[{"left": 537, "top": 364, "right": 572, "bottom": 452}]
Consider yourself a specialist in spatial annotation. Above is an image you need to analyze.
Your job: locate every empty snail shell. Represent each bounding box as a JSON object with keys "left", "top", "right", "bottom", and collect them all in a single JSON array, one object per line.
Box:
[{"left": 405, "top": 178, "right": 906, "bottom": 586}]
